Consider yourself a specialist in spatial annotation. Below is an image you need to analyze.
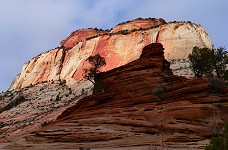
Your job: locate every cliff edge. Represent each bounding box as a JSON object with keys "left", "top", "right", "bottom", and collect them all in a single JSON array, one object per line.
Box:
[
  {"left": 9, "top": 18, "right": 213, "bottom": 90},
  {"left": 7, "top": 43, "right": 227, "bottom": 150}
]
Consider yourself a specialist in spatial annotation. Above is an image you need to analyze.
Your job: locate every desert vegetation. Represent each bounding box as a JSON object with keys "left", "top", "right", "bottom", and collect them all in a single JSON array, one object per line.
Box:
[
  {"left": 0, "top": 80, "right": 92, "bottom": 141},
  {"left": 189, "top": 46, "right": 228, "bottom": 80},
  {"left": 205, "top": 122, "right": 228, "bottom": 150},
  {"left": 83, "top": 54, "right": 106, "bottom": 93},
  {"left": 188, "top": 46, "right": 228, "bottom": 149},
  {"left": 153, "top": 83, "right": 167, "bottom": 148},
  {"left": 0, "top": 94, "right": 26, "bottom": 113}
]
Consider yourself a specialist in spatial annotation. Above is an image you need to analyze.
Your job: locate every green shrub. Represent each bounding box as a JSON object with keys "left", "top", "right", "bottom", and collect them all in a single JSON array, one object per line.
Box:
[
  {"left": 55, "top": 94, "right": 61, "bottom": 101},
  {"left": 207, "top": 77, "right": 226, "bottom": 94},
  {"left": 0, "top": 95, "right": 26, "bottom": 113},
  {"left": 41, "top": 121, "right": 49, "bottom": 127},
  {"left": 161, "top": 71, "right": 169, "bottom": 78},
  {"left": 189, "top": 46, "right": 228, "bottom": 79},
  {"left": 81, "top": 88, "right": 85, "bottom": 95},
  {"left": 205, "top": 122, "right": 228, "bottom": 150},
  {"left": 224, "top": 70, "right": 228, "bottom": 80},
  {"left": 153, "top": 84, "right": 166, "bottom": 101},
  {"left": 0, "top": 122, "right": 6, "bottom": 128},
  {"left": 119, "top": 30, "right": 128, "bottom": 35},
  {"left": 41, "top": 120, "right": 53, "bottom": 127},
  {"left": 59, "top": 79, "right": 66, "bottom": 85},
  {"left": 189, "top": 47, "right": 214, "bottom": 78}
]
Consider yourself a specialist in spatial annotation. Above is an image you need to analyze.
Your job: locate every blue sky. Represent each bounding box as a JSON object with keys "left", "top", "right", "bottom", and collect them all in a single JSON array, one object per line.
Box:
[{"left": 0, "top": 0, "right": 227, "bottom": 91}]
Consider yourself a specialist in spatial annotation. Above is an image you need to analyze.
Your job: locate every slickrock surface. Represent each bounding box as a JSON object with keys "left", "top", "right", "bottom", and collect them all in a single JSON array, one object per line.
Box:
[
  {"left": 170, "top": 59, "right": 193, "bottom": 78},
  {"left": 0, "top": 80, "right": 92, "bottom": 143},
  {"left": 5, "top": 43, "right": 227, "bottom": 150},
  {"left": 9, "top": 18, "right": 213, "bottom": 90}
]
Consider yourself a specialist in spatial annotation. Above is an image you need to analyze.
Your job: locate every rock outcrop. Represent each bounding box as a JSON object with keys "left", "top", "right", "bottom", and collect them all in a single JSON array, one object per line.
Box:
[
  {"left": 7, "top": 43, "right": 227, "bottom": 150},
  {"left": 110, "top": 18, "right": 166, "bottom": 33},
  {"left": 60, "top": 28, "right": 108, "bottom": 50},
  {"left": 9, "top": 18, "right": 213, "bottom": 90},
  {"left": 0, "top": 80, "right": 92, "bottom": 143}
]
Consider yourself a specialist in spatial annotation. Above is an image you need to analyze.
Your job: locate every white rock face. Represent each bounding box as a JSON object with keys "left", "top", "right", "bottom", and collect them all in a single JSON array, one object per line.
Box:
[
  {"left": 9, "top": 21, "right": 213, "bottom": 90},
  {"left": 170, "top": 59, "right": 194, "bottom": 78},
  {"left": 158, "top": 23, "right": 212, "bottom": 59}
]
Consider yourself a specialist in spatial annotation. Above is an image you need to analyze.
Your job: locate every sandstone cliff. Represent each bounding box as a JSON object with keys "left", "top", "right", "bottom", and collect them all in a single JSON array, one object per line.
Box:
[
  {"left": 9, "top": 18, "right": 213, "bottom": 90},
  {"left": 7, "top": 43, "right": 227, "bottom": 150}
]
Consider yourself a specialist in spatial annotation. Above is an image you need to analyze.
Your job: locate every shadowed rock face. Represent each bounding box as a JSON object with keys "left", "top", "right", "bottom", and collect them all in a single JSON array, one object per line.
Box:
[
  {"left": 9, "top": 18, "right": 213, "bottom": 90},
  {"left": 10, "top": 43, "right": 227, "bottom": 150}
]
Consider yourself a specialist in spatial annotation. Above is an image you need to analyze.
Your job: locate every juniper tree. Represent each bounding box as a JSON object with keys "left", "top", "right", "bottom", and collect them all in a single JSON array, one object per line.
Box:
[
  {"left": 83, "top": 54, "right": 106, "bottom": 92},
  {"left": 189, "top": 46, "right": 228, "bottom": 79},
  {"left": 188, "top": 47, "right": 214, "bottom": 78}
]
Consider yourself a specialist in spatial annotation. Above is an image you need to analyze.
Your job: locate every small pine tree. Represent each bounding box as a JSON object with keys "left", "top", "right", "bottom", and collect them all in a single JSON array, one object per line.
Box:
[
  {"left": 83, "top": 54, "right": 106, "bottom": 84},
  {"left": 83, "top": 54, "right": 106, "bottom": 93}
]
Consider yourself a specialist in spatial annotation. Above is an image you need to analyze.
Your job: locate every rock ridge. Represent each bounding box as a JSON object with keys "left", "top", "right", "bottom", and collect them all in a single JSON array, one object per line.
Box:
[
  {"left": 9, "top": 18, "right": 213, "bottom": 90},
  {"left": 11, "top": 43, "right": 227, "bottom": 150}
]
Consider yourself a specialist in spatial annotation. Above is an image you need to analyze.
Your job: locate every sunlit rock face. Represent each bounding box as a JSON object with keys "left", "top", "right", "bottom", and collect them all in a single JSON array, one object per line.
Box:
[
  {"left": 13, "top": 43, "right": 227, "bottom": 150},
  {"left": 9, "top": 18, "right": 213, "bottom": 90}
]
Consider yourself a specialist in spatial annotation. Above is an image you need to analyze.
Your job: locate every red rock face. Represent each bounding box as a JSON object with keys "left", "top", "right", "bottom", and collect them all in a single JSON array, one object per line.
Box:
[
  {"left": 60, "top": 29, "right": 108, "bottom": 49},
  {"left": 9, "top": 18, "right": 213, "bottom": 90},
  {"left": 12, "top": 43, "right": 227, "bottom": 149},
  {"left": 111, "top": 18, "right": 166, "bottom": 33},
  {"left": 61, "top": 18, "right": 166, "bottom": 50}
]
